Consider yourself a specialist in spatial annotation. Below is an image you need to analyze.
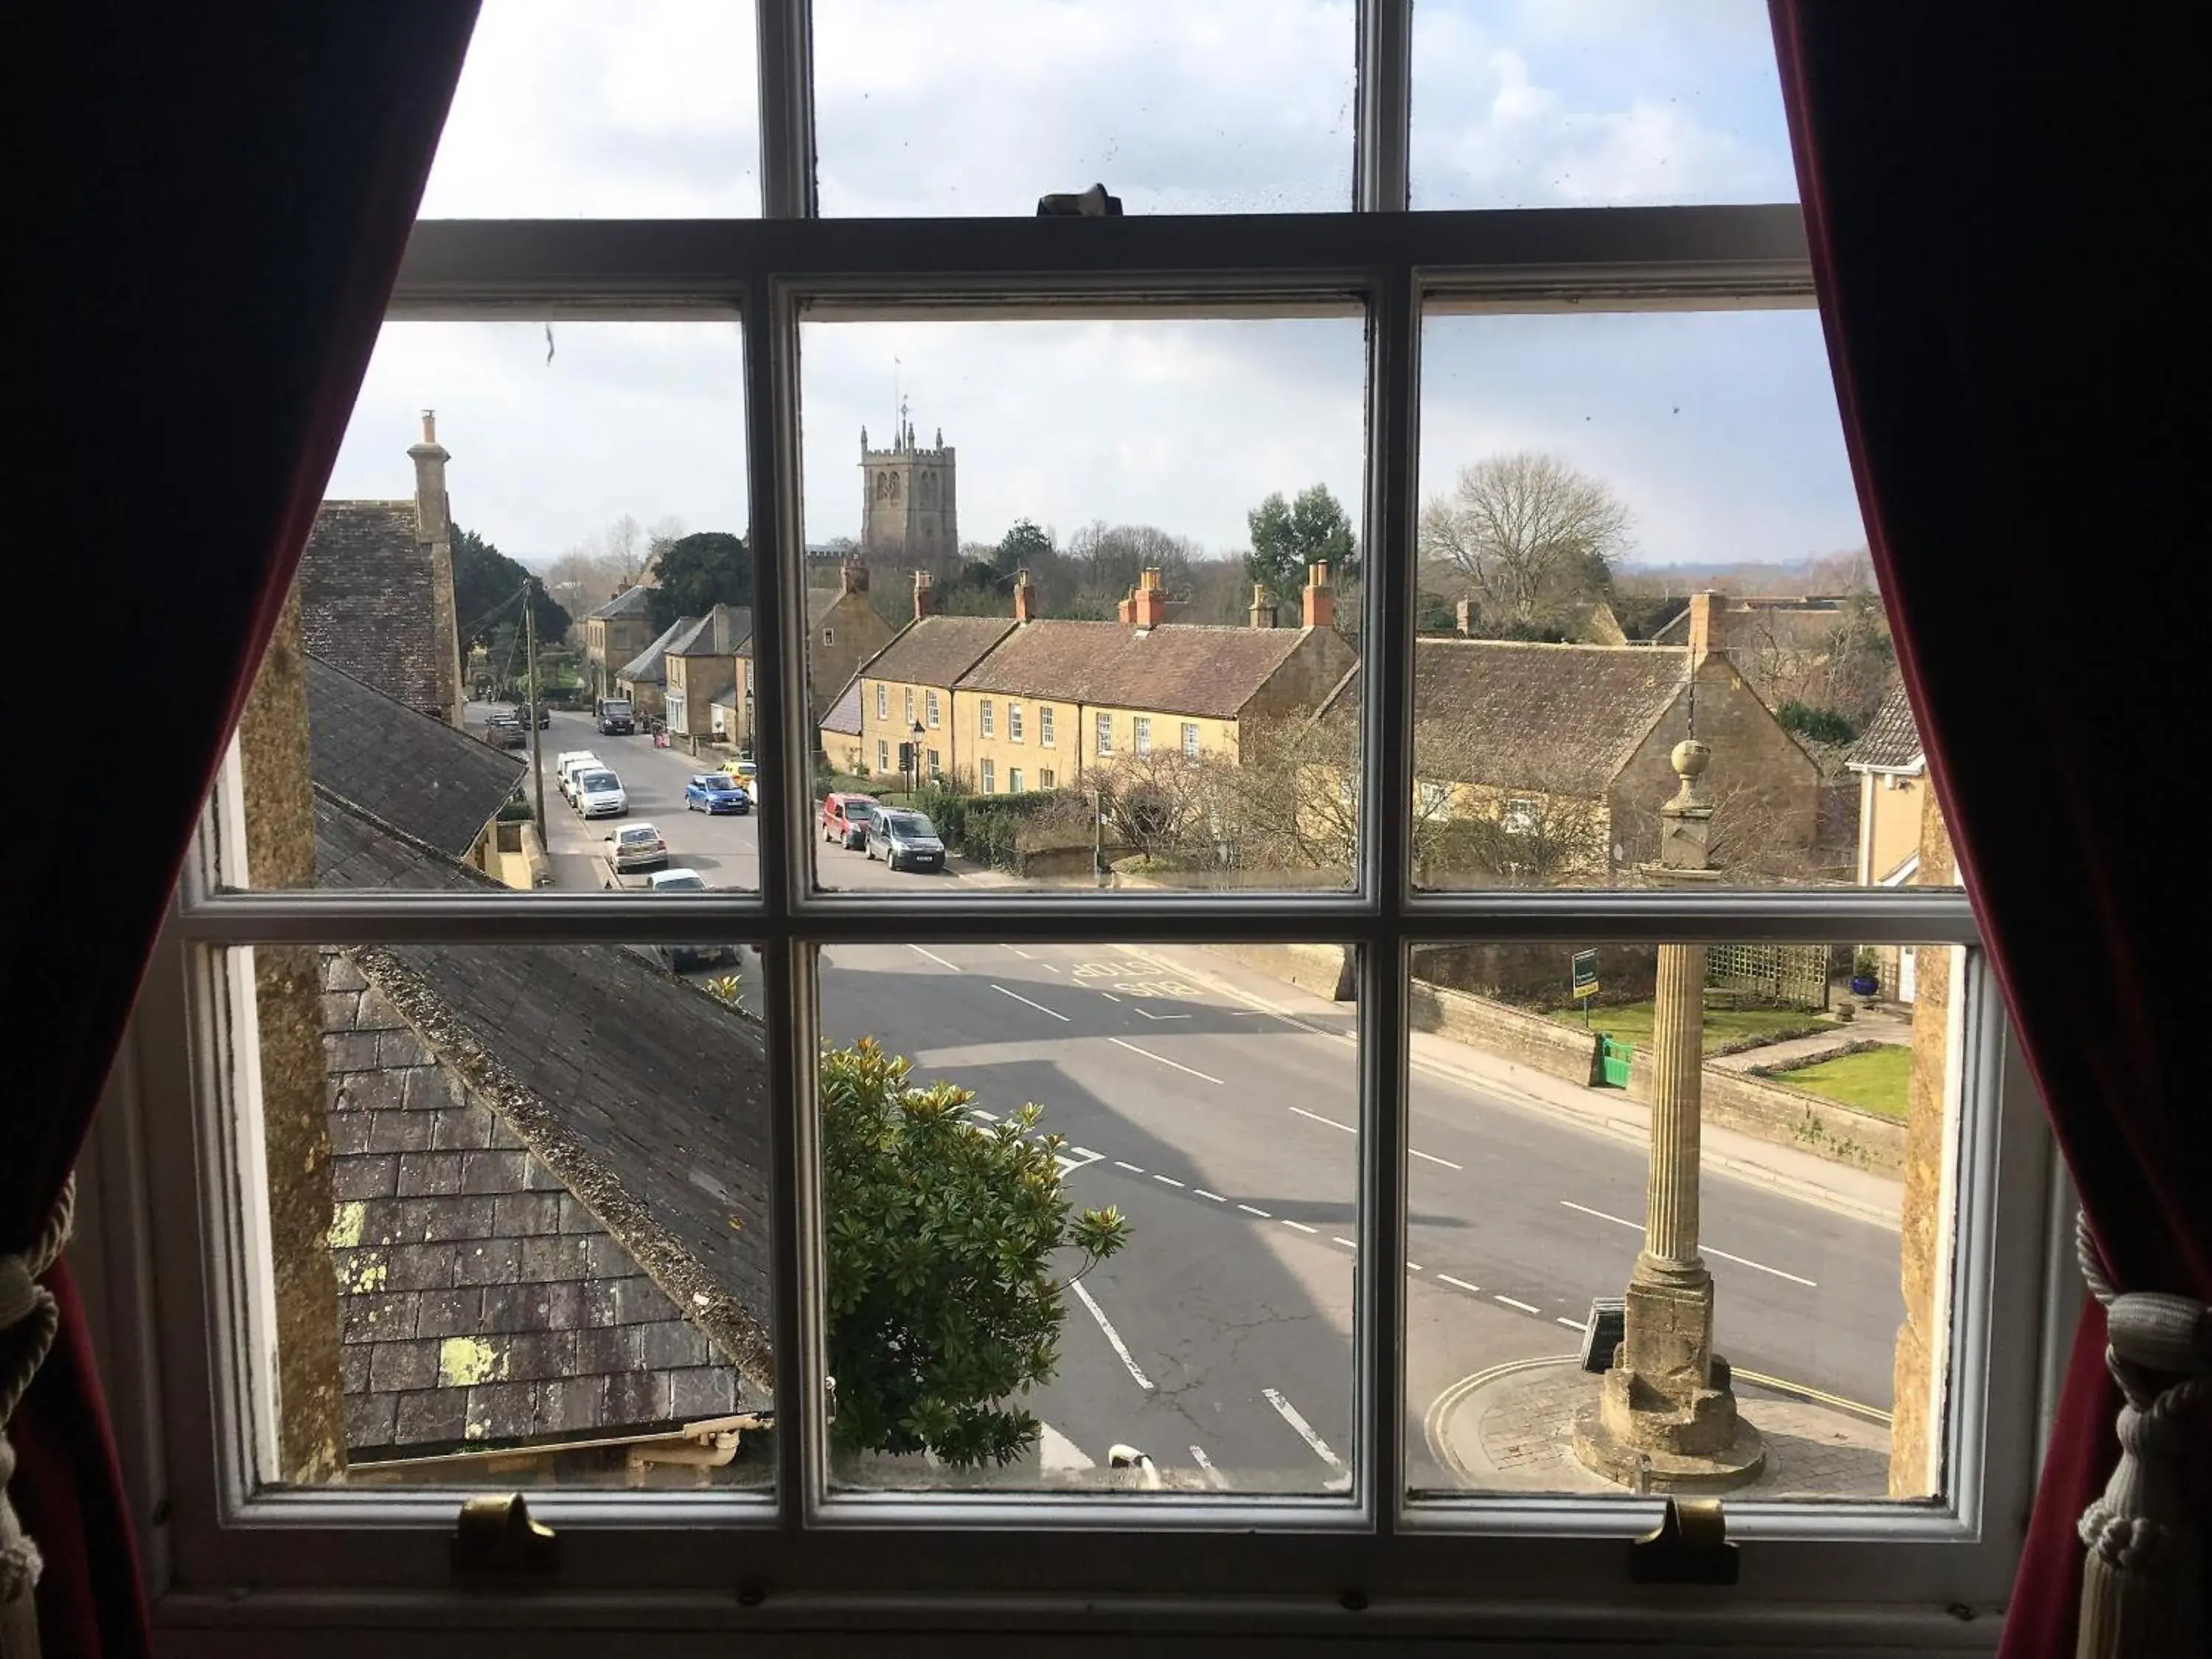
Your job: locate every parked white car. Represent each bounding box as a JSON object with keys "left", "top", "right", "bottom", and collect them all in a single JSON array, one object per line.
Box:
[
  {"left": 572, "top": 768, "right": 627, "bottom": 818},
  {"left": 554, "top": 751, "right": 602, "bottom": 800}
]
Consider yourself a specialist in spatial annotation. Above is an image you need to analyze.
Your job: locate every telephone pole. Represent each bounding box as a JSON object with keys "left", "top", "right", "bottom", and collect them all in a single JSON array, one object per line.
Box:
[{"left": 525, "top": 578, "right": 547, "bottom": 829}]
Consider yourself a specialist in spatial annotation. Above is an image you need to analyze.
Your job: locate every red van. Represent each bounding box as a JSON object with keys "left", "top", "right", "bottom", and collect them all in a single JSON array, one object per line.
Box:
[{"left": 819, "top": 792, "right": 880, "bottom": 850}]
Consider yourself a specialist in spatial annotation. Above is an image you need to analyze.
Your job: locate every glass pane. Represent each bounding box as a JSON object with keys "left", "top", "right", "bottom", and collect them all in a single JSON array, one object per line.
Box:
[
  {"left": 801, "top": 315, "right": 1366, "bottom": 894},
  {"left": 813, "top": 0, "right": 1355, "bottom": 216},
  {"left": 1411, "top": 307, "right": 1938, "bottom": 892},
  {"left": 1411, "top": 0, "right": 1797, "bottom": 210},
  {"left": 817, "top": 940, "right": 1358, "bottom": 1494},
  {"left": 420, "top": 0, "right": 760, "bottom": 218},
  {"left": 1399, "top": 938, "right": 1963, "bottom": 1502},
  {"left": 237, "top": 941, "right": 772, "bottom": 1489},
  {"left": 233, "top": 321, "right": 757, "bottom": 897}
]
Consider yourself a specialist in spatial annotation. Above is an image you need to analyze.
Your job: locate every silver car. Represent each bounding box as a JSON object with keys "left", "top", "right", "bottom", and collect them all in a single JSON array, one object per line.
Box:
[{"left": 864, "top": 808, "right": 945, "bottom": 872}]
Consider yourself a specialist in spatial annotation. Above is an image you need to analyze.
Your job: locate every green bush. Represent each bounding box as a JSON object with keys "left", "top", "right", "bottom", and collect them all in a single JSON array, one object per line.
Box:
[
  {"left": 1777, "top": 701, "right": 1859, "bottom": 746},
  {"left": 495, "top": 795, "right": 534, "bottom": 823}
]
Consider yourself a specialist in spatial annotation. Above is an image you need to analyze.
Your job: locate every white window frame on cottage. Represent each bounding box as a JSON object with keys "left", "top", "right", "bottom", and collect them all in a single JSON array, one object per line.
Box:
[
  {"left": 1094, "top": 712, "right": 1113, "bottom": 758},
  {"left": 926, "top": 689, "right": 941, "bottom": 728},
  {"left": 980, "top": 757, "right": 995, "bottom": 794},
  {"left": 1182, "top": 721, "right": 1200, "bottom": 758},
  {"left": 1009, "top": 767, "right": 1023, "bottom": 794},
  {"left": 69, "top": 2, "right": 2079, "bottom": 1649},
  {"left": 980, "top": 698, "right": 995, "bottom": 738},
  {"left": 1009, "top": 702, "right": 1023, "bottom": 742},
  {"left": 1039, "top": 704, "right": 1055, "bottom": 748},
  {"left": 1134, "top": 716, "right": 1152, "bottom": 755},
  {"left": 876, "top": 683, "right": 887, "bottom": 720}
]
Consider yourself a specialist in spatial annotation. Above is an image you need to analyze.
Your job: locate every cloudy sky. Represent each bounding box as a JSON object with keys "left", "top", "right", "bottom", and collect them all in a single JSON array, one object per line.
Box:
[{"left": 329, "top": 1, "right": 1863, "bottom": 570}]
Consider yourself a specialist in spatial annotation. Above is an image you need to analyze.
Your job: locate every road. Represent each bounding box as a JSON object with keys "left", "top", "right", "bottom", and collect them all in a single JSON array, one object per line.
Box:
[{"left": 518, "top": 709, "right": 1905, "bottom": 1493}]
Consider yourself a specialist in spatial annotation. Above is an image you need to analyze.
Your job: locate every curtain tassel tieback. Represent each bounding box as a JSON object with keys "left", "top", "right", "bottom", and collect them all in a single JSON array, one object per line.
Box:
[
  {"left": 2073, "top": 1210, "right": 2211, "bottom": 1659},
  {"left": 0, "top": 1176, "right": 74, "bottom": 1659}
]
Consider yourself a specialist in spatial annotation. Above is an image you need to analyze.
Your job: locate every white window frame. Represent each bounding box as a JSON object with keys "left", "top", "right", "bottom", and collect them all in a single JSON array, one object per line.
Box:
[
  {"left": 904, "top": 685, "right": 914, "bottom": 724},
  {"left": 980, "top": 758, "right": 995, "bottom": 793},
  {"left": 80, "top": 1, "right": 2071, "bottom": 1646},
  {"left": 1039, "top": 705, "right": 1055, "bottom": 748},
  {"left": 1095, "top": 712, "right": 1113, "bottom": 757},
  {"left": 1009, "top": 702, "right": 1023, "bottom": 742},
  {"left": 926, "top": 689, "right": 940, "bottom": 728},
  {"left": 1134, "top": 717, "right": 1152, "bottom": 755},
  {"left": 877, "top": 738, "right": 888, "bottom": 771},
  {"left": 876, "top": 683, "right": 887, "bottom": 720},
  {"left": 1180, "top": 721, "right": 1200, "bottom": 758},
  {"left": 1009, "top": 767, "right": 1023, "bottom": 794},
  {"left": 980, "top": 698, "right": 994, "bottom": 738},
  {"left": 1040, "top": 767, "right": 1055, "bottom": 790}
]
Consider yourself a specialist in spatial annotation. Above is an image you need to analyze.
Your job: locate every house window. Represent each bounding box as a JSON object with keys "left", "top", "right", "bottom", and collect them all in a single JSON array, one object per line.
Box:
[
  {"left": 877, "top": 739, "right": 888, "bottom": 772},
  {"left": 1040, "top": 705, "right": 1055, "bottom": 748},
  {"left": 1009, "top": 703, "right": 1024, "bottom": 742},
  {"left": 981, "top": 759, "right": 995, "bottom": 793},
  {"left": 1008, "top": 767, "right": 1023, "bottom": 793},
  {"left": 980, "top": 698, "right": 994, "bottom": 738},
  {"left": 823, "top": 627, "right": 835, "bottom": 646},
  {"left": 1419, "top": 781, "right": 1449, "bottom": 814},
  {"left": 1134, "top": 717, "right": 1151, "bottom": 754},
  {"left": 1040, "top": 768, "right": 1055, "bottom": 790},
  {"left": 131, "top": 14, "right": 2044, "bottom": 1637},
  {"left": 877, "top": 684, "right": 888, "bottom": 720},
  {"left": 1180, "top": 722, "right": 1199, "bottom": 758},
  {"left": 1503, "top": 796, "right": 1540, "bottom": 835}
]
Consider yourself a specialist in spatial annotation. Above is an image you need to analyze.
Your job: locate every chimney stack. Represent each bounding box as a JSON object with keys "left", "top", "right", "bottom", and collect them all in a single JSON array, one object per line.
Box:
[
  {"left": 408, "top": 408, "right": 451, "bottom": 547},
  {"left": 406, "top": 411, "right": 464, "bottom": 728},
  {"left": 1117, "top": 591, "right": 1135, "bottom": 625},
  {"left": 912, "top": 568, "right": 934, "bottom": 620},
  {"left": 1131, "top": 566, "right": 1169, "bottom": 630},
  {"left": 1013, "top": 568, "right": 1037, "bottom": 623},
  {"left": 1248, "top": 582, "right": 1276, "bottom": 629},
  {"left": 841, "top": 557, "right": 869, "bottom": 596},
  {"left": 1301, "top": 562, "right": 1335, "bottom": 630},
  {"left": 1686, "top": 589, "right": 1725, "bottom": 669},
  {"left": 1455, "top": 597, "right": 1477, "bottom": 637}
]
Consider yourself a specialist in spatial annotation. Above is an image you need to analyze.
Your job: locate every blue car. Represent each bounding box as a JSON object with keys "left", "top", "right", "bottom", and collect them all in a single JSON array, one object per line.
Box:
[{"left": 684, "top": 773, "right": 752, "bottom": 815}]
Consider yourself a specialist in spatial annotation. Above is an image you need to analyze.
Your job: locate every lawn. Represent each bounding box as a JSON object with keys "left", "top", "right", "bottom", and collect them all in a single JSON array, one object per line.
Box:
[
  {"left": 1774, "top": 1046, "right": 1913, "bottom": 1121},
  {"left": 1551, "top": 1001, "right": 1834, "bottom": 1055}
]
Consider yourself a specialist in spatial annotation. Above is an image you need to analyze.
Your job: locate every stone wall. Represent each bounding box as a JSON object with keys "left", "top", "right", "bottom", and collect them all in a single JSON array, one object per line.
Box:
[
  {"left": 1408, "top": 980, "right": 1602, "bottom": 1085},
  {"left": 237, "top": 588, "right": 349, "bottom": 1484},
  {"left": 1625, "top": 1051, "right": 1905, "bottom": 1175},
  {"left": 1206, "top": 941, "right": 1357, "bottom": 1003},
  {"left": 1413, "top": 941, "right": 1658, "bottom": 1008}
]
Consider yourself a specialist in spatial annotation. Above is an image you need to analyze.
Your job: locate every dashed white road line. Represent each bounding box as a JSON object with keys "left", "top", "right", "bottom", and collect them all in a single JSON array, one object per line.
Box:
[
  {"left": 1559, "top": 1199, "right": 1818, "bottom": 1286},
  {"left": 1189, "top": 1443, "right": 1227, "bottom": 1490},
  {"left": 1281, "top": 1219, "right": 1319, "bottom": 1235},
  {"left": 1405, "top": 1261, "right": 1425, "bottom": 1273},
  {"left": 1263, "top": 1388, "right": 1347, "bottom": 1476},
  {"left": 908, "top": 945, "right": 962, "bottom": 972},
  {"left": 1135, "top": 1008, "right": 1192, "bottom": 1020},
  {"left": 1495, "top": 1294, "right": 1541, "bottom": 1315},
  {"left": 1070, "top": 1280, "right": 1153, "bottom": 1392},
  {"left": 1237, "top": 1203, "right": 1273, "bottom": 1219},
  {"left": 1437, "top": 1273, "right": 1483, "bottom": 1295},
  {"left": 1152, "top": 1174, "right": 1185, "bottom": 1189},
  {"left": 1099, "top": 991, "right": 1121, "bottom": 1002},
  {"left": 1194, "top": 1189, "right": 1225, "bottom": 1203},
  {"left": 1107, "top": 1037, "right": 1225, "bottom": 1085},
  {"left": 992, "top": 983, "right": 1071, "bottom": 1021},
  {"left": 1039, "top": 961, "right": 1062, "bottom": 973},
  {"left": 1290, "top": 1106, "right": 1355, "bottom": 1134},
  {"left": 1409, "top": 1147, "right": 1463, "bottom": 1170},
  {"left": 1071, "top": 1146, "right": 1100, "bottom": 1159},
  {"left": 968, "top": 1108, "right": 998, "bottom": 1122},
  {"left": 1113, "top": 1161, "right": 1146, "bottom": 1175},
  {"left": 1332, "top": 1236, "right": 1357, "bottom": 1251},
  {"left": 1010, "top": 948, "right": 1035, "bottom": 959},
  {"left": 1557, "top": 1316, "right": 1587, "bottom": 1331}
]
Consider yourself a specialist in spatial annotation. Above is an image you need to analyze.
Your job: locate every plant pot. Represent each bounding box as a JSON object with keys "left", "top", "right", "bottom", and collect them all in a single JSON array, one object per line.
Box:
[{"left": 1848, "top": 975, "right": 1879, "bottom": 997}]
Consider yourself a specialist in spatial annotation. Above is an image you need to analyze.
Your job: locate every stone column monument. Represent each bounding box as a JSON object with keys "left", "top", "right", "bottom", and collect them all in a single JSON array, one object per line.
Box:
[{"left": 1573, "top": 737, "right": 1766, "bottom": 1491}]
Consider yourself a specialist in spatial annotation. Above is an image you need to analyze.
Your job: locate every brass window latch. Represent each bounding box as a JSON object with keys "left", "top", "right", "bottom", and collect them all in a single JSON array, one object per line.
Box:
[
  {"left": 1630, "top": 1497, "right": 1738, "bottom": 1586},
  {"left": 451, "top": 1493, "right": 560, "bottom": 1580}
]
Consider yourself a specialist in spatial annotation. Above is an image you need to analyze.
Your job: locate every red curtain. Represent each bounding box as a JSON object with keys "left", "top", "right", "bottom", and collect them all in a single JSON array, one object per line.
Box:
[
  {"left": 1769, "top": 7, "right": 2204, "bottom": 1655},
  {"left": 9, "top": 5, "right": 478, "bottom": 1649}
]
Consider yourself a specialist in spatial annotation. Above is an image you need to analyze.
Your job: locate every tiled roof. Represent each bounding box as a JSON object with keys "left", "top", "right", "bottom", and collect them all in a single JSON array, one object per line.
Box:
[
  {"left": 587, "top": 585, "right": 655, "bottom": 620},
  {"left": 1848, "top": 679, "right": 1923, "bottom": 771},
  {"left": 616, "top": 616, "right": 695, "bottom": 689},
  {"left": 858, "top": 615, "right": 1014, "bottom": 691},
  {"left": 312, "top": 793, "right": 774, "bottom": 1441},
  {"left": 305, "top": 655, "right": 522, "bottom": 860},
  {"left": 666, "top": 603, "right": 754, "bottom": 658},
  {"left": 1324, "top": 640, "right": 1691, "bottom": 796},
  {"left": 818, "top": 672, "right": 863, "bottom": 736},
  {"left": 322, "top": 950, "right": 748, "bottom": 1457},
  {"left": 296, "top": 501, "right": 445, "bottom": 713},
  {"left": 959, "top": 620, "right": 1326, "bottom": 720}
]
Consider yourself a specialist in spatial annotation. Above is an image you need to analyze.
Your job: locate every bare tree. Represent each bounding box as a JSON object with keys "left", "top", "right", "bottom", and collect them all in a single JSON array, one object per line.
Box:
[{"left": 1419, "top": 452, "right": 1631, "bottom": 629}]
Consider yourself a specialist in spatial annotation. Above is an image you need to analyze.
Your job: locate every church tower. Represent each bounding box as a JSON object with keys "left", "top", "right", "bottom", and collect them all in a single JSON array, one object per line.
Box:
[{"left": 858, "top": 406, "right": 957, "bottom": 562}]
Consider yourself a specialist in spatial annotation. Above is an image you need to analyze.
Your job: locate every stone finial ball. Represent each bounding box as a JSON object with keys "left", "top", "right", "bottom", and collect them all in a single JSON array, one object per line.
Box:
[{"left": 1671, "top": 739, "right": 1711, "bottom": 777}]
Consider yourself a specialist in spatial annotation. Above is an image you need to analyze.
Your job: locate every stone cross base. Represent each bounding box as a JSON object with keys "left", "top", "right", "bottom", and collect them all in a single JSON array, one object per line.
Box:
[{"left": 1571, "top": 1276, "right": 1767, "bottom": 1492}]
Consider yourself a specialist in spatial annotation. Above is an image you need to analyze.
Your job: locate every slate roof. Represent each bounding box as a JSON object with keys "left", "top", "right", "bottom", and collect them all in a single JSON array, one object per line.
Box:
[
  {"left": 1322, "top": 640, "right": 1693, "bottom": 796},
  {"left": 818, "top": 673, "right": 863, "bottom": 737},
  {"left": 959, "top": 619, "right": 1327, "bottom": 720},
  {"left": 313, "top": 792, "right": 774, "bottom": 1454},
  {"left": 305, "top": 654, "right": 522, "bottom": 860},
  {"left": 296, "top": 501, "right": 445, "bottom": 714},
  {"left": 616, "top": 616, "right": 695, "bottom": 689},
  {"left": 587, "top": 585, "right": 655, "bottom": 621},
  {"left": 1848, "top": 679, "right": 1924, "bottom": 772},
  {"left": 857, "top": 615, "right": 1014, "bottom": 691},
  {"left": 666, "top": 603, "right": 754, "bottom": 658}
]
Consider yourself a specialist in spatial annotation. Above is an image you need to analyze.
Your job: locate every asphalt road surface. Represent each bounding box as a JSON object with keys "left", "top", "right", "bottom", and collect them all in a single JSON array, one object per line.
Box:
[{"left": 518, "top": 709, "right": 1904, "bottom": 1493}]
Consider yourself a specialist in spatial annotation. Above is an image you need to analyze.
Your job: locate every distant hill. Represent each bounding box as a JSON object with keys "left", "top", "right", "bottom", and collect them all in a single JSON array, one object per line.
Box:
[{"left": 1615, "top": 546, "right": 1874, "bottom": 597}]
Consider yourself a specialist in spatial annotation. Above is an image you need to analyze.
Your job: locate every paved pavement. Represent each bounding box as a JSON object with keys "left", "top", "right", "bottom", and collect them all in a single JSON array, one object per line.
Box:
[{"left": 518, "top": 707, "right": 1908, "bottom": 1497}]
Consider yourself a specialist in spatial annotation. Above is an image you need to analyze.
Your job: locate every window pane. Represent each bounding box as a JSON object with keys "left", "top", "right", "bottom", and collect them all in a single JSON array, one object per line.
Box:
[
  {"left": 1410, "top": 1, "right": 1797, "bottom": 210},
  {"left": 233, "top": 321, "right": 756, "bottom": 898},
  {"left": 818, "top": 940, "right": 1358, "bottom": 1494},
  {"left": 813, "top": 0, "right": 1354, "bottom": 216},
  {"left": 1411, "top": 307, "right": 1935, "bottom": 891},
  {"left": 801, "top": 315, "right": 1365, "bottom": 894},
  {"left": 420, "top": 0, "right": 760, "bottom": 218},
  {"left": 235, "top": 940, "right": 773, "bottom": 1489},
  {"left": 1397, "top": 939, "right": 1963, "bottom": 1503}
]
